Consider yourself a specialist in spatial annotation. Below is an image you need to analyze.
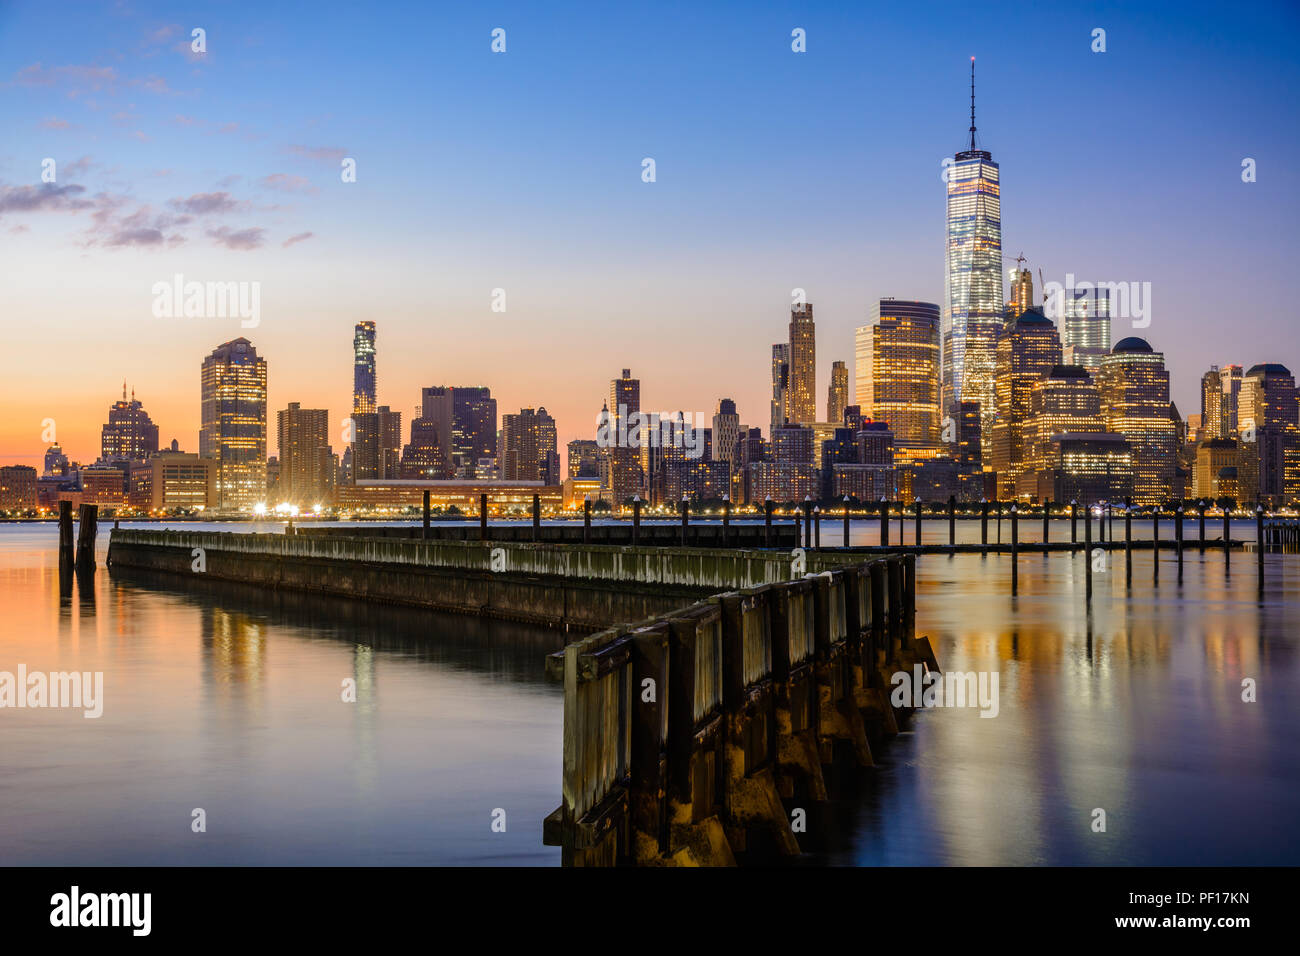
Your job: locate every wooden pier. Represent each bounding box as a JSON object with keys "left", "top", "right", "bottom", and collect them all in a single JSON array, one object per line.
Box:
[{"left": 541, "top": 553, "right": 937, "bottom": 866}]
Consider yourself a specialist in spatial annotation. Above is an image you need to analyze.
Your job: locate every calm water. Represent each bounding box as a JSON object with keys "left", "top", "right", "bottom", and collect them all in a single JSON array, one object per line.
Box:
[{"left": 1, "top": 521, "right": 1297, "bottom": 865}]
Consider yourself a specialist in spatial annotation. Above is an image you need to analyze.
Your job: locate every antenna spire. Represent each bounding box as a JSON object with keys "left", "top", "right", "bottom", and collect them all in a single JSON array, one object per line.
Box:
[{"left": 969, "top": 57, "right": 977, "bottom": 152}]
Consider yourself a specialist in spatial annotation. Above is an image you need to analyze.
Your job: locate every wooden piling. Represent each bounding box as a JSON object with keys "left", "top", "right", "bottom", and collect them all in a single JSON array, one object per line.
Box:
[
  {"left": 1152, "top": 509, "right": 1160, "bottom": 583},
  {"left": 1198, "top": 501, "right": 1206, "bottom": 551},
  {"left": 1176, "top": 505, "right": 1184, "bottom": 581},
  {"left": 532, "top": 494, "right": 541, "bottom": 542},
  {"left": 948, "top": 495, "right": 956, "bottom": 547},
  {"left": 1070, "top": 500, "right": 1078, "bottom": 544},
  {"left": 1010, "top": 505, "right": 1018, "bottom": 595},
  {"left": 75, "top": 503, "right": 98, "bottom": 570},
  {"left": 1042, "top": 500, "right": 1050, "bottom": 544},
  {"left": 1125, "top": 506, "right": 1133, "bottom": 588},
  {"left": 583, "top": 497, "right": 591, "bottom": 545},
  {"left": 634, "top": 496, "right": 642, "bottom": 546},
  {"left": 913, "top": 498, "right": 921, "bottom": 547},
  {"left": 764, "top": 497, "right": 772, "bottom": 548},
  {"left": 723, "top": 498, "right": 731, "bottom": 548},
  {"left": 480, "top": 492, "right": 488, "bottom": 542},
  {"left": 423, "top": 489, "right": 431, "bottom": 540},
  {"left": 58, "top": 500, "right": 75, "bottom": 569},
  {"left": 842, "top": 496, "right": 850, "bottom": 549},
  {"left": 814, "top": 506, "right": 821, "bottom": 548},
  {"left": 1257, "top": 506, "right": 1265, "bottom": 590},
  {"left": 1084, "top": 504, "right": 1092, "bottom": 602},
  {"left": 880, "top": 498, "right": 889, "bottom": 548},
  {"left": 980, "top": 499, "right": 989, "bottom": 546}
]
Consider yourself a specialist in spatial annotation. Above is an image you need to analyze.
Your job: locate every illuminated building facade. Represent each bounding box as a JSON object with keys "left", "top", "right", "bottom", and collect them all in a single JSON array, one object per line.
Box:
[
  {"left": 991, "top": 307, "right": 1062, "bottom": 499},
  {"left": 1192, "top": 439, "right": 1238, "bottom": 501},
  {"left": 857, "top": 299, "right": 941, "bottom": 453},
  {"left": 1219, "top": 364, "right": 1243, "bottom": 439},
  {"left": 353, "top": 321, "right": 376, "bottom": 415},
  {"left": 1038, "top": 432, "right": 1134, "bottom": 505},
  {"left": 711, "top": 398, "right": 740, "bottom": 469},
  {"left": 101, "top": 384, "right": 159, "bottom": 463},
  {"left": 1007, "top": 265, "right": 1033, "bottom": 317},
  {"left": 943, "top": 64, "right": 1003, "bottom": 456},
  {"left": 567, "top": 439, "right": 600, "bottom": 479},
  {"left": 200, "top": 337, "right": 268, "bottom": 511},
  {"left": 1018, "top": 364, "right": 1102, "bottom": 499},
  {"left": 149, "top": 452, "right": 217, "bottom": 511},
  {"left": 451, "top": 387, "right": 498, "bottom": 477},
  {"left": 770, "top": 343, "right": 790, "bottom": 434},
  {"left": 601, "top": 368, "right": 643, "bottom": 508},
  {"left": 277, "top": 403, "right": 333, "bottom": 507},
  {"left": 1058, "top": 287, "right": 1111, "bottom": 373},
  {"left": 827, "top": 361, "right": 848, "bottom": 426},
  {"left": 1237, "top": 363, "right": 1300, "bottom": 507},
  {"left": 0, "top": 465, "right": 38, "bottom": 510},
  {"left": 502, "top": 407, "right": 559, "bottom": 484},
  {"left": 1201, "top": 366, "right": 1225, "bottom": 442},
  {"left": 787, "top": 303, "right": 816, "bottom": 425},
  {"left": 1097, "top": 337, "right": 1176, "bottom": 504}
]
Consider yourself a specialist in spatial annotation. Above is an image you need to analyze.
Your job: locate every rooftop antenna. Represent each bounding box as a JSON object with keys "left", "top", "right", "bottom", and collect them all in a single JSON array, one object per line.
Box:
[{"left": 969, "top": 57, "right": 977, "bottom": 152}]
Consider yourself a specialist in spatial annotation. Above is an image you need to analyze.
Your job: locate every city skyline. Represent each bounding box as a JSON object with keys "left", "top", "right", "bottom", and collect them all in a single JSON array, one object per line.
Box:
[{"left": 4, "top": 1, "right": 1299, "bottom": 471}]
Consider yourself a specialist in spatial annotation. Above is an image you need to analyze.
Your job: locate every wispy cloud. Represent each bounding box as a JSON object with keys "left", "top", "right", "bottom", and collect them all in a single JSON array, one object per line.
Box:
[
  {"left": 0, "top": 183, "right": 92, "bottom": 217},
  {"left": 168, "top": 191, "right": 246, "bottom": 215},
  {"left": 40, "top": 117, "right": 72, "bottom": 129},
  {"left": 208, "top": 225, "right": 266, "bottom": 250},
  {"left": 284, "top": 144, "right": 347, "bottom": 163},
  {"left": 259, "top": 173, "right": 317, "bottom": 194},
  {"left": 282, "top": 231, "right": 314, "bottom": 248}
]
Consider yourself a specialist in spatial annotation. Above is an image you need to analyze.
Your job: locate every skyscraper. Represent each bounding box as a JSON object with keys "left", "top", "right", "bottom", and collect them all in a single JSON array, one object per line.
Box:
[
  {"left": 1059, "top": 287, "right": 1112, "bottom": 373},
  {"left": 200, "top": 337, "right": 268, "bottom": 511},
  {"left": 1007, "top": 260, "right": 1033, "bottom": 317},
  {"left": 827, "top": 361, "right": 848, "bottom": 425},
  {"left": 1201, "top": 366, "right": 1225, "bottom": 442},
  {"left": 992, "top": 306, "right": 1062, "bottom": 499},
  {"left": 100, "top": 384, "right": 159, "bottom": 463},
  {"left": 770, "top": 344, "right": 790, "bottom": 435},
  {"left": 711, "top": 398, "right": 740, "bottom": 469},
  {"left": 353, "top": 321, "right": 376, "bottom": 415},
  {"left": 1237, "top": 364, "right": 1300, "bottom": 507},
  {"left": 787, "top": 303, "right": 816, "bottom": 425},
  {"left": 601, "top": 369, "right": 642, "bottom": 507},
  {"left": 857, "top": 299, "right": 942, "bottom": 452},
  {"left": 502, "top": 407, "right": 559, "bottom": 484},
  {"left": 451, "top": 387, "right": 498, "bottom": 476},
  {"left": 943, "top": 60, "right": 1003, "bottom": 457},
  {"left": 276, "top": 403, "right": 332, "bottom": 507},
  {"left": 1097, "top": 337, "right": 1176, "bottom": 505},
  {"left": 1219, "top": 364, "right": 1243, "bottom": 439}
]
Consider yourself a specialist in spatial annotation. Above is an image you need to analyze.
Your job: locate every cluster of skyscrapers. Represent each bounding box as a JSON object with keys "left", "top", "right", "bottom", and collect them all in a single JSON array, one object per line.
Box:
[{"left": 4, "top": 63, "right": 1298, "bottom": 516}]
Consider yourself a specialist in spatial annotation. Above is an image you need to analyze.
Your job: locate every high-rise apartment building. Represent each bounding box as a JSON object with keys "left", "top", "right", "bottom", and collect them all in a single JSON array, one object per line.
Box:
[
  {"left": 711, "top": 398, "right": 740, "bottom": 469},
  {"left": 1201, "top": 366, "right": 1225, "bottom": 442},
  {"left": 353, "top": 321, "right": 376, "bottom": 415},
  {"left": 600, "top": 368, "right": 642, "bottom": 507},
  {"left": 451, "top": 387, "right": 497, "bottom": 476},
  {"left": 992, "top": 307, "right": 1063, "bottom": 498},
  {"left": 567, "top": 439, "right": 600, "bottom": 479},
  {"left": 827, "top": 361, "right": 848, "bottom": 425},
  {"left": 1019, "top": 365, "right": 1107, "bottom": 499},
  {"left": 770, "top": 344, "right": 790, "bottom": 434},
  {"left": 943, "top": 61, "right": 1003, "bottom": 457},
  {"left": 502, "top": 407, "right": 559, "bottom": 484},
  {"left": 1219, "top": 364, "right": 1243, "bottom": 439},
  {"left": 857, "top": 299, "right": 942, "bottom": 453},
  {"left": 200, "top": 338, "right": 268, "bottom": 511},
  {"left": 1007, "top": 263, "right": 1033, "bottom": 317},
  {"left": 1097, "top": 337, "right": 1176, "bottom": 505},
  {"left": 276, "top": 403, "right": 332, "bottom": 507},
  {"left": 787, "top": 303, "right": 816, "bottom": 425}
]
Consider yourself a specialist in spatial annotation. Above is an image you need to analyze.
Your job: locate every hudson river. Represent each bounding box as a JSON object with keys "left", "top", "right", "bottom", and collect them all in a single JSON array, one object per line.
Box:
[{"left": 1, "top": 521, "right": 1296, "bottom": 865}]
